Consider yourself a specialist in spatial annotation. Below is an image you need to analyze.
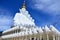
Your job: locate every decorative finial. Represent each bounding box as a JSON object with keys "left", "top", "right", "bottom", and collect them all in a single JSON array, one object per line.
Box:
[
  {"left": 20, "top": 0, "right": 26, "bottom": 13},
  {"left": 22, "top": 0, "right": 26, "bottom": 8}
]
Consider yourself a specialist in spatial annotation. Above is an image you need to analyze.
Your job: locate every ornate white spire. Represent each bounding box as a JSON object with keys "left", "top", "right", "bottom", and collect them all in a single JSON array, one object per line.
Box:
[
  {"left": 44, "top": 25, "right": 51, "bottom": 33},
  {"left": 50, "top": 25, "right": 59, "bottom": 34}
]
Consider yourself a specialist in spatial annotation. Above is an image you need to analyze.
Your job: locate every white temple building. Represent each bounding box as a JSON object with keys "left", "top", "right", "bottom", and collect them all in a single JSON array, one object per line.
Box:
[{"left": 0, "top": 0, "right": 60, "bottom": 40}]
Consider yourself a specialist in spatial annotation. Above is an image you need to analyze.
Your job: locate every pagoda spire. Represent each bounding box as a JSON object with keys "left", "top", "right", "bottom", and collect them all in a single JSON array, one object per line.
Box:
[
  {"left": 22, "top": 0, "right": 26, "bottom": 8},
  {"left": 20, "top": 0, "right": 26, "bottom": 14}
]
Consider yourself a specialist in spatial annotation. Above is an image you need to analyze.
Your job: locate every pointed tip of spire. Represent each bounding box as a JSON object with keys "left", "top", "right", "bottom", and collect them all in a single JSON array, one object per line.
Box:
[
  {"left": 22, "top": 0, "right": 26, "bottom": 8},
  {"left": 24, "top": 0, "right": 25, "bottom": 3}
]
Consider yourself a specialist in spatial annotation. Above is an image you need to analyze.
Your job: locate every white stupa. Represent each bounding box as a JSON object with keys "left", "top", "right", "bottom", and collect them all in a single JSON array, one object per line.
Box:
[{"left": 14, "top": 8, "right": 35, "bottom": 26}]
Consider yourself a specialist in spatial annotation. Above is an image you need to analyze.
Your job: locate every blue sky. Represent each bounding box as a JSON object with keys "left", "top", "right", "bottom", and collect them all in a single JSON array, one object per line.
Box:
[{"left": 0, "top": 0, "right": 60, "bottom": 31}]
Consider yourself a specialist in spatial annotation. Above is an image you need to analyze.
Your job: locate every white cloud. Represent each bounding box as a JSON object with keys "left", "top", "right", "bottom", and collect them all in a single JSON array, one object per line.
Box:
[
  {"left": 0, "top": 8, "right": 13, "bottom": 31},
  {"left": 0, "top": 15, "right": 13, "bottom": 31},
  {"left": 31, "top": 0, "right": 60, "bottom": 15},
  {"left": 0, "top": 26, "right": 11, "bottom": 31}
]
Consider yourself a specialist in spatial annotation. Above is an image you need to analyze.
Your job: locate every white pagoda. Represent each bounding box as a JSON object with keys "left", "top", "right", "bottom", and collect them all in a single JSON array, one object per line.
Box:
[{"left": 0, "top": 0, "right": 60, "bottom": 40}]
